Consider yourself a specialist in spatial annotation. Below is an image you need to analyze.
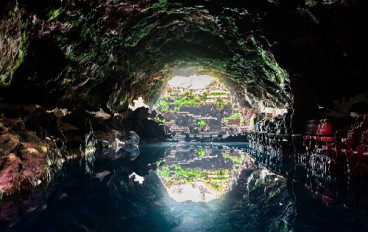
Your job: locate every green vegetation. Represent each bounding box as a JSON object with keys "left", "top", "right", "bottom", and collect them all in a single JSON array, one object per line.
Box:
[
  {"left": 157, "top": 159, "right": 166, "bottom": 166},
  {"left": 197, "top": 120, "right": 206, "bottom": 128},
  {"left": 156, "top": 117, "right": 166, "bottom": 123},
  {"left": 157, "top": 165, "right": 170, "bottom": 179},
  {"left": 216, "top": 99, "right": 224, "bottom": 108},
  {"left": 206, "top": 183, "right": 223, "bottom": 193},
  {"left": 152, "top": 0, "right": 168, "bottom": 12},
  {"left": 174, "top": 97, "right": 197, "bottom": 107},
  {"left": 154, "top": 88, "right": 213, "bottom": 113},
  {"left": 210, "top": 91, "right": 227, "bottom": 96},
  {"left": 197, "top": 150, "right": 206, "bottom": 156},
  {"left": 222, "top": 150, "right": 244, "bottom": 164},
  {"left": 172, "top": 166, "right": 206, "bottom": 183},
  {"left": 157, "top": 164, "right": 232, "bottom": 185},
  {"left": 1, "top": 27, "right": 28, "bottom": 87},
  {"left": 48, "top": 8, "right": 64, "bottom": 21},
  {"left": 156, "top": 100, "right": 169, "bottom": 112},
  {"left": 222, "top": 112, "right": 241, "bottom": 123}
]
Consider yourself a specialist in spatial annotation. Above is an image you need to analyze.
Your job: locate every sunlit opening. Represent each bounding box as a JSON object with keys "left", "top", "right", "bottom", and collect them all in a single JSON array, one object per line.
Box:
[
  {"left": 167, "top": 75, "right": 217, "bottom": 89},
  {"left": 153, "top": 75, "right": 252, "bottom": 135},
  {"left": 129, "top": 96, "right": 149, "bottom": 111},
  {"left": 166, "top": 182, "right": 219, "bottom": 203}
]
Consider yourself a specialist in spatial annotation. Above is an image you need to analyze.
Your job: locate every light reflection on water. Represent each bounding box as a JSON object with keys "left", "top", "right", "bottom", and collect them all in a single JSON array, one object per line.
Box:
[
  {"left": 155, "top": 143, "right": 251, "bottom": 202},
  {"left": 1, "top": 142, "right": 367, "bottom": 231}
]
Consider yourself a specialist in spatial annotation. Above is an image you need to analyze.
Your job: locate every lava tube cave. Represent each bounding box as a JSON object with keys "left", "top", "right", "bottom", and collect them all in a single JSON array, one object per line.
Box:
[{"left": 1, "top": 0, "right": 368, "bottom": 231}]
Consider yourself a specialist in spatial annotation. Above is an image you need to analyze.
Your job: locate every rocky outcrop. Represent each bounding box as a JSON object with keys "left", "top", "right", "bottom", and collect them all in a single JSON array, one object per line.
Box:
[
  {"left": 0, "top": 105, "right": 166, "bottom": 199},
  {"left": 0, "top": 117, "right": 58, "bottom": 198}
]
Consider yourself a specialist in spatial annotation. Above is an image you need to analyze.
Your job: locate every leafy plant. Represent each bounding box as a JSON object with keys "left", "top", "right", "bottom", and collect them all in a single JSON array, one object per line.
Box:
[
  {"left": 216, "top": 100, "right": 224, "bottom": 108},
  {"left": 156, "top": 100, "right": 169, "bottom": 112},
  {"left": 197, "top": 120, "right": 206, "bottom": 128},
  {"left": 157, "top": 159, "right": 166, "bottom": 166},
  {"left": 156, "top": 117, "right": 166, "bottom": 123}
]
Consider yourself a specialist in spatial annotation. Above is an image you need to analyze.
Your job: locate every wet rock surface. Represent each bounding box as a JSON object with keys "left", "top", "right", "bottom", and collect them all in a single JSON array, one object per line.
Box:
[
  {"left": 0, "top": 106, "right": 166, "bottom": 199},
  {"left": 0, "top": 118, "right": 53, "bottom": 197}
]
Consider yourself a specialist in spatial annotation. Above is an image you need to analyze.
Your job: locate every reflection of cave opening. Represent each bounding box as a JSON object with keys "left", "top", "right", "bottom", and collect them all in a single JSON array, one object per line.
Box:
[
  {"left": 153, "top": 75, "right": 251, "bottom": 138},
  {"left": 155, "top": 144, "right": 254, "bottom": 202}
]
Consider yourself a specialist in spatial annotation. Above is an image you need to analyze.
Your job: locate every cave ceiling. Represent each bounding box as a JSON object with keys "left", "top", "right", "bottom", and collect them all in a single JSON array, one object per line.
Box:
[{"left": 1, "top": 0, "right": 367, "bottom": 120}]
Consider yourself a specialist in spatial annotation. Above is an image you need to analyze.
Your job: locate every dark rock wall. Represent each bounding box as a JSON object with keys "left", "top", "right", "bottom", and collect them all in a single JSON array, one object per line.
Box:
[
  {"left": 1, "top": 0, "right": 291, "bottom": 111},
  {"left": 1, "top": 0, "right": 366, "bottom": 133}
]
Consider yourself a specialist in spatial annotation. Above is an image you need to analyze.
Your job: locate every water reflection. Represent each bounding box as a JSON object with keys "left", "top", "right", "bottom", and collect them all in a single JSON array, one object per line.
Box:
[
  {"left": 155, "top": 144, "right": 250, "bottom": 202},
  {"left": 1, "top": 142, "right": 368, "bottom": 231}
]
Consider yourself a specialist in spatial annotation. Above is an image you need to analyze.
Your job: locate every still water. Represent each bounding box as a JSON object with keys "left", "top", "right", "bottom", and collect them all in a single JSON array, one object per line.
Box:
[{"left": 1, "top": 142, "right": 368, "bottom": 231}]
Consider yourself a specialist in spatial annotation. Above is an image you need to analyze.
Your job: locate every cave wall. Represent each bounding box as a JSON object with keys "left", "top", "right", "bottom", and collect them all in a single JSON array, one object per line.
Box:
[{"left": 1, "top": 0, "right": 367, "bottom": 132}]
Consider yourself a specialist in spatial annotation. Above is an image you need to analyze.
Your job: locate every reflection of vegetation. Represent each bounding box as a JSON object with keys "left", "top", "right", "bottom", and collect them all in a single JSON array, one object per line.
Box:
[
  {"left": 197, "top": 149, "right": 206, "bottom": 156},
  {"left": 157, "top": 165, "right": 170, "bottom": 179},
  {"left": 206, "top": 183, "right": 223, "bottom": 193},
  {"left": 175, "top": 166, "right": 204, "bottom": 183},
  {"left": 157, "top": 164, "right": 231, "bottom": 185},
  {"left": 211, "top": 177, "right": 229, "bottom": 182}
]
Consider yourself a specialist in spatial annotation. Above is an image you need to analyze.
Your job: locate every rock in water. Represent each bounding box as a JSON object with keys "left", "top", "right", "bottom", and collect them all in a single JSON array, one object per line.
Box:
[{"left": 124, "top": 131, "right": 140, "bottom": 154}]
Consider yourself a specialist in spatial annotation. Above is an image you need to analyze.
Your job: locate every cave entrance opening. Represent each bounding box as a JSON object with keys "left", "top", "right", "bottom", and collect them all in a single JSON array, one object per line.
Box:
[
  {"left": 152, "top": 75, "right": 257, "bottom": 202},
  {"left": 153, "top": 75, "right": 252, "bottom": 141}
]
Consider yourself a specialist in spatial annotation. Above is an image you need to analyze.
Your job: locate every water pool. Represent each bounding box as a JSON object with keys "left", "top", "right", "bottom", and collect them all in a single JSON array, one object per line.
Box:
[{"left": 1, "top": 142, "right": 367, "bottom": 231}]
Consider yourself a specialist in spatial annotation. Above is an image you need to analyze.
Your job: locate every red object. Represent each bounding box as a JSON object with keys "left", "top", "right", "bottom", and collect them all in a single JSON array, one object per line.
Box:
[{"left": 318, "top": 122, "right": 333, "bottom": 136}]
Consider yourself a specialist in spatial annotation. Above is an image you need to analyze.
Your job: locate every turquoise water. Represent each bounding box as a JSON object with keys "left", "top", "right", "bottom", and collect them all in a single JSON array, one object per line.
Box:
[{"left": 1, "top": 142, "right": 368, "bottom": 231}]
